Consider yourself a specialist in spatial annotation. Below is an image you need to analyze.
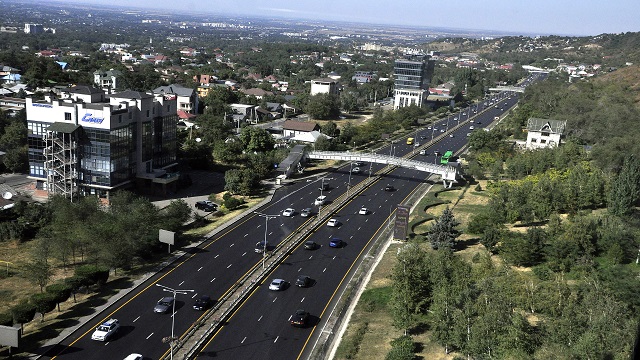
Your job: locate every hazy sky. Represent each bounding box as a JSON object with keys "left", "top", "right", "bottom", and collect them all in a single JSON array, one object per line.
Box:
[{"left": 63, "top": 0, "right": 639, "bottom": 36}]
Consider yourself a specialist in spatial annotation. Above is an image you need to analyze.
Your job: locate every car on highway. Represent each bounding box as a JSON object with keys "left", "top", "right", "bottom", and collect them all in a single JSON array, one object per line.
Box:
[
  {"left": 384, "top": 185, "right": 395, "bottom": 192},
  {"left": 255, "top": 240, "right": 269, "bottom": 253},
  {"left": 154, "top": 297, "right": 174, "bottom": 314},
  {"left": 469, "top": 126, "right": 474, "bottom": 130},
  {"left": 354, "top": 162, "right": 364, "bottom": 167},
  {"left": 427, "top": 126, "right": 432, "bottom": 129},
  {"left": 352, "top": 167, "right": 361, "bottom": 174},
  {"left": 440, "top": 129, "right": 445, "bottom": 133},
  {"left": 295, "top": 275, "right": 311, "bottom": 288},
  {"left": 419, "top": 150, "right": 426, "bottom": 155},
  {"left": 359, "top": 207, "right": 369, "bottom": 215},
  {"left": 300, "top": 208, "right": 312, "bottom": 217},
  {"left": 414, "top": 142, "right": 420, "bottom": 147},
  {"left": 420, "top": 135, "right": 426, "bottom": 139},
  {"left": 304, "top": 240, "right": 318, "bottom": 250},
  {"left": 193, "top": 295, "right": 212, "bottom": 310},
  {"left": 454, "top": 117, "right": 458, "bottom": 121},
  {"left": 290, "top": 309, "right": 309, "bottom": 327},
  {"left": 327, "top": 218, "right": 340, "bottom": 227},
  {"left": 123, "top": 354, "right": 143, "bottom": 360},
  {"left": 91, "top": 318, "right": 120, "bottom": 341},
  {"left": 269, "top": 278, "right": 286, "bottom": 291},
  {"left": 195, "top": 200, "right": 217, "bottom": 212},
  {"left": 282, "top": 208, "right": 295, "bottom": 217},
  {"left": 314, "top": 195, "right": 327, "bottom": 206},
  {"left": 466, "top": 133, "right": 472, "bottom": 137},
  {"left": 449, "top": 134, "right": 454, "bottom": 138},
  {"left": 329, "top": 237, "right": 344, "bottom": 248}
]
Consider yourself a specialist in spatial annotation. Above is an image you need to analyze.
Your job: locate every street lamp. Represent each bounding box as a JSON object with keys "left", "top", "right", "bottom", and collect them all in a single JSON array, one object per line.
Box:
[
  {"left": 155, "top": 283, "right": 195, "bottom": 360},
  {"left": 347, "top": 161, "right": 354, "bottom": 196},
  {"left": 254, "top": 212, "right": 280, "bottom": 269}
]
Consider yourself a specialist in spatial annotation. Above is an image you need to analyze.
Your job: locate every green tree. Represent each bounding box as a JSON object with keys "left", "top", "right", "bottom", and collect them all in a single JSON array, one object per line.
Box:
[
  {"left": 425, "top": 207, "right": 461, "bottom": 250},
  {"left": 30, "top": 293, "right": 57, "bottom": 322},
  {"left": 161, "top": 199, "right": 192, "bottom": 232},
  {"left": 239, "top": 126, "right": 275, "bottom": 153},
  {"left": 11, "top": 302, "right": 36, "bottom": 331},
  {"left": 320, "top": 121, "right": 339, "bottom": 137},
  {"left": 385, "top": 335, "right": 416, "bottom": 360},
  {"left": 45, "top": 283, "right": 72, "bottom": 311},
  {"left": 608, "top": 155, "right": 640, "bottom": 216},
  {"left": 306, "top": 93, "right": 341, "bottom": 119},
  {"left": 391, "top": 244, "right": 431, "bottom": 334}
]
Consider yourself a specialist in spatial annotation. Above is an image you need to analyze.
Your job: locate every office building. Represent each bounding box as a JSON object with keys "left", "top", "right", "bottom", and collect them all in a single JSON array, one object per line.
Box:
[
  {"left": 393, "top": 54, "right": 434, "bottom": 109},
  {"left": 26, "top": 86, "right": 178, "bottom": 201}
]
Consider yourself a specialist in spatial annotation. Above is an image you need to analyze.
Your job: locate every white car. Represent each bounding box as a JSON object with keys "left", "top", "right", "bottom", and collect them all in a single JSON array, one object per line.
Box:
[
  {"left": 269, "top": 278, "right": 286, "bottom": 291},
  {"left": 282, "top": 208, "right": 295, "bottom": 217},
  {"left": 327, "top": 218, "right": 340, "bottom": 227},
  {"left": 359, "top": 207, "right": 369, "bottom": 215},
  {"left": 124, "top": 355, "right": 143, "bottom": 360},
  {"left": 414, "top": 142, "right": 420, "bottom": 147},
  {"left": 314, "top": 195, "right": 327, "bottom": 206},
  {"left": 352, "top": 167, "right": 361, "bottom": 173},
  {"left": 469, "top": 126, "right": 474, "bottom": 130},
  {"left": 419, "top": 150, "right": 426, "bottom": 155},
  {"left": 91, "top": 318, "right": 120, "bottom": 341}
]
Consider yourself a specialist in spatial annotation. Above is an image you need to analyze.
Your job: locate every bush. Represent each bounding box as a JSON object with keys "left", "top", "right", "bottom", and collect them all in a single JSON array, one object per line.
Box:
[
  {"left": 11, "top": 302, "right": 36, "bottom": 325},
  {"left": 223, "top": 194, "right": 244, "bottom": 210},
  {"left": 0, "top": 312, "right": 13, "bottom": 326},
  {"left": 30, "top": 293, "right": 57, "bottom": 321},
  {"left": 46, "top": 282, "right": 72, "bottom": 310},
  {"left": 75, "top": 265, "right": 110, "bottom": 286},
  {"left": 385, "top": 335, "right": 416, "bottom": 360}
]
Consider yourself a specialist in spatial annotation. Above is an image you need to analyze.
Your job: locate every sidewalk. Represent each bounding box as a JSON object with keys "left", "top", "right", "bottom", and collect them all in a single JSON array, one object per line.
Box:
[{"left": 32, "top": 179, "right": 284, "bottom": 359}]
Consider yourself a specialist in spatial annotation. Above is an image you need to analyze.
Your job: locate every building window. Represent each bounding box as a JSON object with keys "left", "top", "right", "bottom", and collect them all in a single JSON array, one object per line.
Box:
[
  {"left": 128, "top": 111, "right": 132, "bottom": 119},
  {"left": 540, "top": 139, "right": 547, "bottom": 144},
  {"left": 146, "top": 110, "right": 150, "bottom": 117},
  {"left": 541, "top": 132, "right": 550, "bottom": 137},
  {"left": 64, "top": 112, "right": 71, "bottom": 121},
  {"left": 531, "top": 138, "right": 537, "bottom": 143},
  {"left": 119, "top": 115, "right": 122, "bottom": 123}
]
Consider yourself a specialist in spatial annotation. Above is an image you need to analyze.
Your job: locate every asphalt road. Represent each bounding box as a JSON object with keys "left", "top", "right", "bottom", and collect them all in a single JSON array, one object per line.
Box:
[{"left": 43, "top": 73, "right": 544, "bottom": 360}]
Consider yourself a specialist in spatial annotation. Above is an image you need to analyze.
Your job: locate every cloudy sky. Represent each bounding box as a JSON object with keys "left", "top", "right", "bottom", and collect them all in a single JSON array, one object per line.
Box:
[{"left": 63, "top": 0, "right": 639, "bottom": 36}]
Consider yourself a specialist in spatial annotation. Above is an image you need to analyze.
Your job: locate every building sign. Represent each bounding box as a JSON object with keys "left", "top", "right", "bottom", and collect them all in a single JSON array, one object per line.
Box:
[
  {"left": 393, "top": 205, "right": 410, "bottom": 240},
  {"left": 32, "top": 103, "right": 52, "bottom": 108},
  {"left": 81, "top": 113, "right": 105, "bottom": 124}
]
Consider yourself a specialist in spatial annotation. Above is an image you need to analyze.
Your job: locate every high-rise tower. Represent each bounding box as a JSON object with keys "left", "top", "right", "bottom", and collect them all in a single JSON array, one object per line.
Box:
[{"left": 393, "top": 54, "right": 434, "bottom": 109}]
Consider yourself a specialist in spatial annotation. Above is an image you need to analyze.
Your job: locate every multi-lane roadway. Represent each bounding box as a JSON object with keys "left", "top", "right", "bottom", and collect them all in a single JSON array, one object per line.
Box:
[{"left": 44, "top": 73, "right": 544, "bottom": 360}]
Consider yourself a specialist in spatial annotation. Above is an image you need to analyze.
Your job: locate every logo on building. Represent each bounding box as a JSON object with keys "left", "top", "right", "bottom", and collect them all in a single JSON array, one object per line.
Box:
[{"left": 81, "top": 113, "right": 105, "bottom": 124}]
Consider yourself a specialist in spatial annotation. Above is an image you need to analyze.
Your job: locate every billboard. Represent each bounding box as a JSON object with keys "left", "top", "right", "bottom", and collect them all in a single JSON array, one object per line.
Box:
[
  {"left": 0, "top": 325, "right": 20, "bottom": 348},
  {"left": 393, "top": 205, "right": 410, "bottom": 240}
]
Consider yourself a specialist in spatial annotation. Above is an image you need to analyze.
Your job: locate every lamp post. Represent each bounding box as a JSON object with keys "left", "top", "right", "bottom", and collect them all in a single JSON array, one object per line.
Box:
[
  {"left": 254, "top": 212, "right": 280, "bottom": 269},
  {"left": 347, "top": 161, "right": 354, "bottom": 196},
  {"left": 155, "top": 283, "right": 194, "bottom": 360}
]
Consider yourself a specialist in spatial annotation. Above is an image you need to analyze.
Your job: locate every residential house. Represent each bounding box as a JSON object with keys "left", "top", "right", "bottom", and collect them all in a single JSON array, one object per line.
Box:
[
  {"left": 153, "top": 84, "right": 198, "bottom": 114},
  {"left": 240, "top": 88, "right": 273, "bottom": 99},
  {"left": 525, "top": 118, "right": 567, "bottom": 149},
  {"left": 93, "top": 69, "right": 122, "bottom": 92},
  {"left": 282, "top": 120, "right": 321, "bottom": 141},
  {"left": 310, "top": 78, "right": 340, "bottom": 96}
]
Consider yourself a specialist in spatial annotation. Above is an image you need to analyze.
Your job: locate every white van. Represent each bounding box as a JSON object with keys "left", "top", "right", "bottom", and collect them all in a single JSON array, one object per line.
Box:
[{"left": 314, "top": 195, "right": 326, "bottom": 206}]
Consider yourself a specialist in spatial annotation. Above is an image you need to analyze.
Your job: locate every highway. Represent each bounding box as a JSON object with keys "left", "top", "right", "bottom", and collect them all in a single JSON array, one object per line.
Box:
[
  {"left": 194, "top": 76, "right": 544, "bottom": 359},
  {"left": 43, "top": 73, "right": 543, "bottom": 360}
]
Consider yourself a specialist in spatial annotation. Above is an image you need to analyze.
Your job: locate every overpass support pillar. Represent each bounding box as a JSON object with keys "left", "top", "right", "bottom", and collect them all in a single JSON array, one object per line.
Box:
[{"left": 443, "top": 180, "right": 454, "bottom": 188}]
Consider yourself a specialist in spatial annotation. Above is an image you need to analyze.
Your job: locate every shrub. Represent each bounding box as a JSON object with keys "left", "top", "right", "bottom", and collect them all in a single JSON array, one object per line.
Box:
[
  {"left": 385, "top": 335, "right": 416, "bottom": 360},
  {"left": 0, "top": 312, "right": 13, "bottom": 326},
  {"left": 46, "top": 282, "right": 72, "bottom": 311},
  {"left": 30, "top": 293, "right": 57, "bottom": 321},
  {"left": 75, "top": 265, "right": 110, "bottom": 287},
  {"left": 11, "top": 302, "right": 36, "bottom": 327}
]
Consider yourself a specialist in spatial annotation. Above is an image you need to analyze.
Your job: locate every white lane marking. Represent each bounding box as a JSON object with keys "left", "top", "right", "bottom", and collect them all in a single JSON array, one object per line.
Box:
[
  {"left": 280, "top": 223, "right": 284, "bottom": 227},
  {"left": 227, "top": 264, "right": 232, "bottom": 269},
  {"left": 105, "top": 342, "right": 110, "bottom": 345},
  {"left": 350, "top": 235, "right": 354, "bottom": 239},
  {"left": 257, "top": 224, "right": 262, "bottom": 228},
  {"left": 241, "top": 336, "right": 247, "bottom": 344},
  {"left": 171, "top": 311, "right": 177, "bottom": 317},
  {"left": 358, "top": 227, "right": 361, "bottom": 231},
  {"left": 333, "top": 256, "right": 336, "bottom": 260},
  {"left": 269, "top": 232, "right": 273, "bottom": 235},
  {"left": 301, "top": 297, "right": 305, "bottom": 302},
  {"left": 192, "top": 293, "right": 197, "bottom": 298},
  {"left": 274, "top": 336, "right": 279, "bottom": 343},
  {"left": 258, "top": 315, "right": 263, "bottom": 321},
  {"left": 273, "top": 297, "right": 278, "bottom": 303},
  {"left": 210, "top": 277, "right": 216, "bottom": 282},
  {"left": 242, "top": 252, "right": 247, "bottom": 256},
  {"left": 298, "top": 267, "right": 302, "bottom": 272},
  {"left": 146, "top": 333, "right": 154, "bottom": 339},
  {"left": 288, "top": 315, "right": 293, "bottom": 321},
  {"left": 309, "top": 256, "right": 313, "bottom": 259},
  {"left": 323, "top": 268, "right": 327, "bottom": 272},
  {"left": 179, "top": 280, "right": 185, "bottom": 286},
  {"left": 214, "top": 254, "right": 219, "bottom": 259},
  {"left": 244, "top": 233, "right": 249, "bottom": 237},
  {"left": 133, "top": 316, "right": 140, "bottom": 322},
  {"left": 197, "top": 267, "right": 203, "bottom": 272},
  {"left": 230, "top": 243, "right": 234, "bottom": 247}
]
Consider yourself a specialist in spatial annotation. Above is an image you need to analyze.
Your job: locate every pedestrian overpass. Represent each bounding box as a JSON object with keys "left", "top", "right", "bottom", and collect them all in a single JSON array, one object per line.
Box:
[
  {"left": 306, "top": 151, "right": 459, "bottom": 187},
  {"left": 488, "top": 86, "right": 525, "bottom": 93}
]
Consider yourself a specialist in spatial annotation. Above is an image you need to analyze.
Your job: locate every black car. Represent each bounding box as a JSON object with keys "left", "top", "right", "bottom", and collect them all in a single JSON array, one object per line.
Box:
[
  {"left": 295, "top": 275, "right": 311, "bottom": 288},
  {"left": 290, "top": 309, "right": 309, "bottom": 327},
  {"left": 195, "top": 200, "right": 217, "bottom": 212},
  {"left": 193, "top": 295, "right": 211, "bottom": 310},
  {"left": 300, "top": 208, "right": 313, "bottom": 217},
  {"left": 384, "top": 185, "right": 395, "bottom": 192},
  {"left": 304, "top": 240, "right": 318, "bottom": 250}
]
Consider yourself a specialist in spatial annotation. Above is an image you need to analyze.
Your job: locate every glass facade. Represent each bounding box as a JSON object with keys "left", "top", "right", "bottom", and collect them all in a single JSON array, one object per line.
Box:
[
  {"left": 153, "top": 115, "right": 177, "bottom": 168},
  {"left": 394, "top": 60, "right": 427, "bottom": 90},
  {"left": 27, "top": 121, "right": 47, "bottom": 178}
]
